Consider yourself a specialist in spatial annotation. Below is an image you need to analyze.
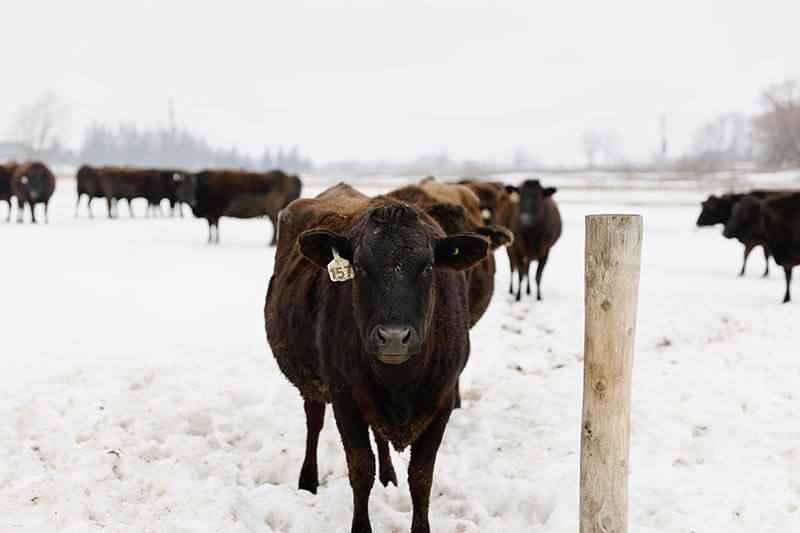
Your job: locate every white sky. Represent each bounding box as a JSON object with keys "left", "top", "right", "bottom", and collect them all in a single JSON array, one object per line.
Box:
[{"left": 1, "top": 0, "right": 798, "bottom": 166}]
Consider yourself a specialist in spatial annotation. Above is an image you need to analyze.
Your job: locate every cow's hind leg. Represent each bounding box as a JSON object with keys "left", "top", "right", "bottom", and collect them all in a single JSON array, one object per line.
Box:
[
  {"left": 373, "top": 432, "right": 397, "bottom": 487},
  {"left": 298, "top": 399, "right": 325, "bottom": 493},
  {"left": 783, "top": 265, "right": 792, "bottom": 303},
  {"left": 29, "top": 202, "right": 37, "bottom": 224},
  {"left": 409, "top": 406, "right": 452, "bottom": 533},
  {"left": 740, "top": 242, "right": 755, "bottom": 277},
  {"left": 44, "top": 201, "right": 50, "bottom": 224},
  {"left": 762, "top": 247, "right": 770, "bottom": 277},
  {"left": 4, "top": 199, "right": 10, "bottom": 222},
  {"left": 535, "top": 251, "right": 550, "bottom": 301}
]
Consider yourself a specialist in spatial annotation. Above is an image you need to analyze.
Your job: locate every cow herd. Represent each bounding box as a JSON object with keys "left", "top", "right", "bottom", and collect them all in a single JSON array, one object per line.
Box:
[
  {"left": 1, "top": 161, "right": 302, "bottom": 244},
  {"left": 697, "top": 189, "right": 800, "bottom": 303}
]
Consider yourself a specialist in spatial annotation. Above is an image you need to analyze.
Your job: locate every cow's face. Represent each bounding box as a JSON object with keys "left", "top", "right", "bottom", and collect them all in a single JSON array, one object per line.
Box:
[
  {"left": 470, "top": 186, "right": 498, "bottom": 224},
  {"left": 724, "top": 197, "right": 763, "bottom": 240},
  {"left": 19, "top": 170, "right": 47, "bottom": 201},
  {"left": 697, "top": 195, "right": 730, "bottom": 226},
  {"left": 175, "top": 174, "right": 198, "bottom": 207},
  {"left": 299, "top": 203, "right": 489, "bottom": 365},
  {"left": 516, "top": 180, "right": 556, "bottom": 227}
]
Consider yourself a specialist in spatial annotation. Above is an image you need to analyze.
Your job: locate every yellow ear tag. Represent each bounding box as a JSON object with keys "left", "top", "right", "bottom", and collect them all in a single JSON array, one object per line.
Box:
[
  {"left": 451, "top": 247, "right": 459, "bottom": 256},
  {"left": 327, "top": 247, "right": 354, "bottom": 282}
]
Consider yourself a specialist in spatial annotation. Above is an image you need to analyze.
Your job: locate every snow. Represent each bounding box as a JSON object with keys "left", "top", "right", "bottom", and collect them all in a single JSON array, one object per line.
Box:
[{"left": 1, "top": 178, "right": 799, "bottom": 532}]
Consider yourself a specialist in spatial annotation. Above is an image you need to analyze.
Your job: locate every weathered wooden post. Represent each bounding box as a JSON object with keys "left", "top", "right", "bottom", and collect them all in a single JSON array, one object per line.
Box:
[{"left": 580, "top": 214, "right": 643, "bottom": 533}]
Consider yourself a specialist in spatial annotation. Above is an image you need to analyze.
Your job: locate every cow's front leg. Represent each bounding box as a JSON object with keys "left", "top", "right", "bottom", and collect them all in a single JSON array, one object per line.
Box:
[
  {"left": 333, "top": 394, "right": 375, "bottom": 533},
  {"left": 408, "top": 405, "right": 452, "bottom": 533}
]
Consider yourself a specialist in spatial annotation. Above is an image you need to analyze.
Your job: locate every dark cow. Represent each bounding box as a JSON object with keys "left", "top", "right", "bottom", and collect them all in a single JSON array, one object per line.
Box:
[
  {"left": 11, "top": 161, "right": 56, "bottom": 224},
  {"left": 724, "top": 192, "right": 800, "bottom": 303},
  {"left": 75, "top": 165, "right": 103, "bottom": 218},
  {"left": 180, "top": 169, "right": 301, "bottom": 244},
  {"left": 697, "top": 190, "right": 778, "bottom": 276},
  {"left": 505, "top": 179, "right": 562, "bottom": 301},
  {"left": 265, "top": 183, "right": 489, "bottom": 533},
  {"left": 97, "top": 167, "right": 151, "bottom": 218},
  {"left": 0, "top": 161, "right": 18, "bottom": 222}
]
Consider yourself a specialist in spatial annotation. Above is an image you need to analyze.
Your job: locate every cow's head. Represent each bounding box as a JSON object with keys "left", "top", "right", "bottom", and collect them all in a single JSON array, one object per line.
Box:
[
  {"left": 697, "top": 195, "right": 732, "bottom": 226},
  {"left": 298, "top": 203, "right": 489, "bottom": 365},
  {"left": 175, "top": 173, "right": 198, "bottom": 207},
  {"left": 515, "top": 180, "right": 556, "bottom": 227},
  {"left": 724, "top": 196, "right": 765, "bottom": 240},
  {"left": 18, "top": 167, "right": 49, "bottom": 201}
]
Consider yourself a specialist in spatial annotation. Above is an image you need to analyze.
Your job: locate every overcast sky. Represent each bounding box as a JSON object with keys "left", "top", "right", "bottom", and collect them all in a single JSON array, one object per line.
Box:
[{"left": 1, "top": 0, "right": 798, "bottom": 166}]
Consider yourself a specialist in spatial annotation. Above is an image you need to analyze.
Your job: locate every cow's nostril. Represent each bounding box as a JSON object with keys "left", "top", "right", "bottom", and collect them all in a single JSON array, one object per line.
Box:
[
  {"left": 401, "top": 330, "right": 411, "bottom": 345},
  {"left": 376, "top": 330, "right": 386, "bottom": 345}
]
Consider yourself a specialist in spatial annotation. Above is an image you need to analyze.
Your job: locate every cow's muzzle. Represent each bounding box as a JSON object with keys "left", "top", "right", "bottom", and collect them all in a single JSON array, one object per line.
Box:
[{"left": 368, "top": 324, "right": 420, "bottom": 364}]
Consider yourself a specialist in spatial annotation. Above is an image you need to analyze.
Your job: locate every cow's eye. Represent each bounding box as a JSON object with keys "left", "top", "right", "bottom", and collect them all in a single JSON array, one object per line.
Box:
[
  {"left": 353, "top": 262, "right": 364, "bottom": 274},
  {"left": 423, "top": 263, "right": 434, "bottom": 275}
]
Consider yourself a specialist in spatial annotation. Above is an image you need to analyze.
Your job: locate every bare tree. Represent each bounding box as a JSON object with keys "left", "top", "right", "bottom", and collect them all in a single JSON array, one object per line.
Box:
[
  {"left": 751, "top": 80, "right": 800, "bottom": 168},
  {"left": 12, "top": 92, "right": 68, "bottom": 159},
  {"left": 582, "top": 131, "right": 602, "bottom": 168},
  {"left": 688, "top": 113, "right": 752, "bottom": 171}
]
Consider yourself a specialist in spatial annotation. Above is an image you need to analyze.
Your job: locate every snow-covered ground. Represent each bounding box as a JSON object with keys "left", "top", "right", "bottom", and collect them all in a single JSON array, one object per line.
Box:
[{"left": 1, "top": 180, "right": 799, "bottom": 532}]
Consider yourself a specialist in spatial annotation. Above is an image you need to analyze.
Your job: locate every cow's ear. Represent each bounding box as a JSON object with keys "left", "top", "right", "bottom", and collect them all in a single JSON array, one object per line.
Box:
[
  {"left": 475, "top": 225, "right": 513, "bottom": 250},
  {"left": 543, "top": 187, "right": 557, "bottom": 197},
  {"left": 298, "top": 229, "right": 352, "bottom": 269},
  {"left": 434, "top": 233, "right": 489, "bottom": 271}
]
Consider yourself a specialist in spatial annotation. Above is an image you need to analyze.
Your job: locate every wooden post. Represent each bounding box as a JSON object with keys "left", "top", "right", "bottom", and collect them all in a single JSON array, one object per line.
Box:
[{"left": 580, "top": 215, "right": 643, "bottom": 533}]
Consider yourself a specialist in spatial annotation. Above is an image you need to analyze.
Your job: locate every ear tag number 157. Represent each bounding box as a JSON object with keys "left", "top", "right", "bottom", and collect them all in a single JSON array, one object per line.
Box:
[{"left": 328, "top": 247, "right": 354, "bottom": 282}]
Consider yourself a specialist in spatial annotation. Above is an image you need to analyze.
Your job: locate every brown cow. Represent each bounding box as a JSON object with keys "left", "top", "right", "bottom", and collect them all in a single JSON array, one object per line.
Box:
[
  {"left": 458, "top": 179, "right": 516, "bottom": 226},
  {"left": 179, "top": 169, "right": 301, "bottom": 244},
  {"left": 75, "top": 165, "right": 103, "bottom": 218},
  {"left": 697, "top": 190, "right": 778, "bottom": 277},
  {"left": 265, "top": 183, "right": 489, "bottom": 533},
  {"left": 506, "top": 179, "right": 562, "bottom": 301},
  {"left": 0, "top": 161, "right": 17, "bottom": 222},
  {"left": 11, "top": 161, "right": 56, "bottom": 224},
  {"left": 724, "top": 192, "right": 800, "bottom": 303}
]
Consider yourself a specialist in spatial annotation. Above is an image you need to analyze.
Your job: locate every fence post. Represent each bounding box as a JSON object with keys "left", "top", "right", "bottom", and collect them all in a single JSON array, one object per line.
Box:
[{"left": 580, "top": 214, "right": 643, "bottom": 533}]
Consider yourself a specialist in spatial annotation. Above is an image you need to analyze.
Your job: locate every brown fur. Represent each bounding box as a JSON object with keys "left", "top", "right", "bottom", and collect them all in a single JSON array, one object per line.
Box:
[
  {"left": 266, "top": 183, "right": 488, "bottom": 532},
  {"left": 0, "top": 161, "right": 17, "bottom": 221},
  {"left": 11, "top": 161, "right": 56, "bottom": 224},
  {"left": 506, "top": 179, "right": 562, "bottom": 301},
  {"left": 191, "top": 169, "right": 300, "bottom": 244},
  {"left": 724, "top": 192, "right": 800, "bottom": 303}
]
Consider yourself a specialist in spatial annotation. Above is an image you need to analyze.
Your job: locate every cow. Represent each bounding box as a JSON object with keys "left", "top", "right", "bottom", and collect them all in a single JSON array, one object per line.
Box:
[
  {"left": 75, "top": 165, "right": 103, "bottom": 218},
  {"left": 457, "top": 179, "right": 516, "bottom": 226},
  {"left": 724, "top": 192, "right": 800, "bottom": 303},
  {"left": 97, "top": 167, "right": 151, "bottom": 218},
  {"left": 697, "top": 190, "right": 778, "bottom": 277},
  {"left": 180, "top": 169, "right": 301, "bottom": 244},
  {"left": 505, "top": 179, "right": 562, "bottom": 301},
  {"left": 265, "top": 182, "right": 490, "bottom": 533},
  {"left": 0, "top": 161, "right": 17, "bottom": 222},
  {"left": 11, "top": 161, "right": 56, "bottom": 224}
]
